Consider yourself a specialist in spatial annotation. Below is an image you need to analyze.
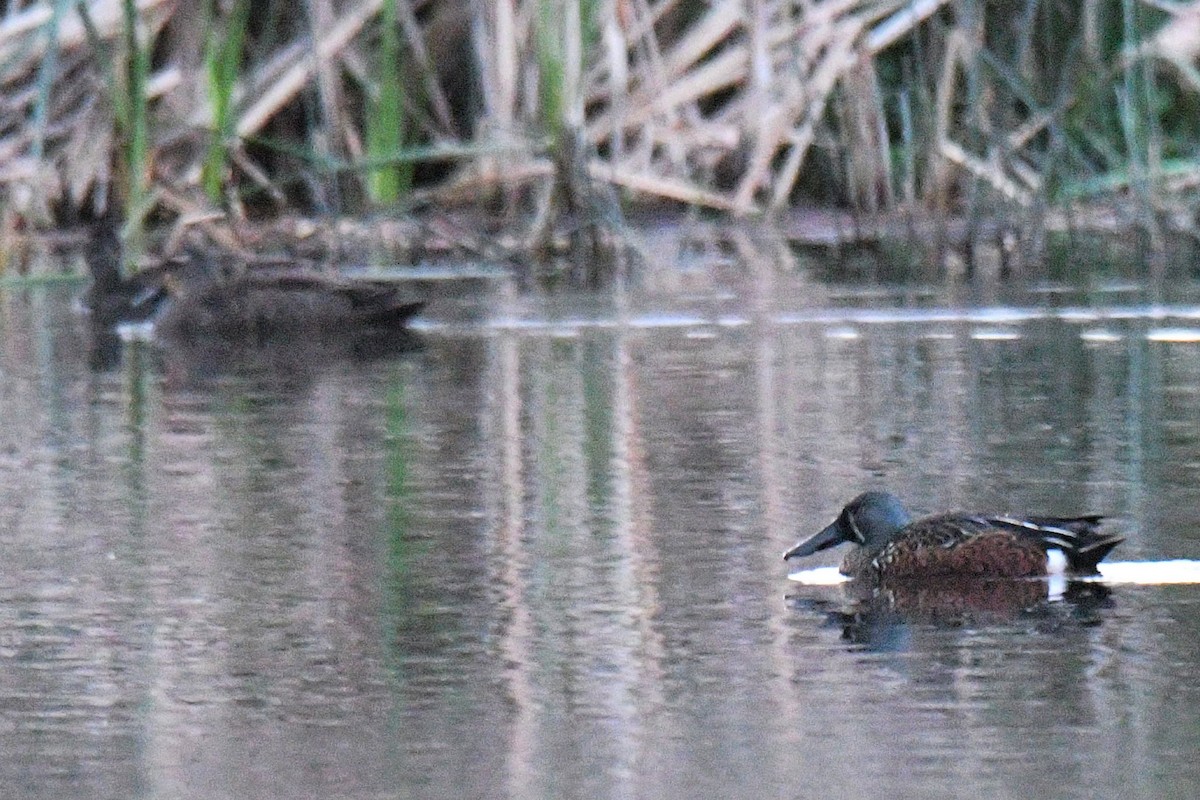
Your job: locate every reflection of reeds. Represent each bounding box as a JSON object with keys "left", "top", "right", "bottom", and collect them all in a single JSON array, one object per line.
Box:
[{"left": 0, "top": 1, "right": 1199, "bottom": 251}]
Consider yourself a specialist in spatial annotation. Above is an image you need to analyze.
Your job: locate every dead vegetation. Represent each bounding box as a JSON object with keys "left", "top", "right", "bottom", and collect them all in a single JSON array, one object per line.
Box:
[{"left": 1, "top": 0, "right": 1200, "bottom": 277}]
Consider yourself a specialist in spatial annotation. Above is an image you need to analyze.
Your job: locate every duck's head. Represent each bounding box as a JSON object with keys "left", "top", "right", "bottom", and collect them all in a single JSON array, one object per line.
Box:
[{"left": 783, "top": 491, "right": 912, "bottom": 561}]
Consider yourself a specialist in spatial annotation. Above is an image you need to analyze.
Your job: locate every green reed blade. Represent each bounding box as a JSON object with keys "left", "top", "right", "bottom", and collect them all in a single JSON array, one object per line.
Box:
[
  {"left": 366, "top": 0, "right": 411, "bottom": 204},
  {"left": 203, "top": 0, "right": 251, "bottom": 202}
]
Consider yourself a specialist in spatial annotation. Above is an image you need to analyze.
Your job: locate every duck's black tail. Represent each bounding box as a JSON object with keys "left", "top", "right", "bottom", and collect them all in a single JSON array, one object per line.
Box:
[
  {"left": 360, "top": 300, "right": 426, "bottom": 328},
  {"left": 1021, "top": 515, "right": 1124, "bottom": 574}
]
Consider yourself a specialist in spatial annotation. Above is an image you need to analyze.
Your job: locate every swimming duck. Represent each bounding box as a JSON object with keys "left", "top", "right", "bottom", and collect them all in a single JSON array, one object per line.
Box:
[
  {"left": 784, "top": 491, "right": 1123, "bottom": 580},
  {"left": 83, "top": 222, "right": 424, "bottom": 342},
  {"left": 153, "top": 259, "right": 425, "bottom": 343}
]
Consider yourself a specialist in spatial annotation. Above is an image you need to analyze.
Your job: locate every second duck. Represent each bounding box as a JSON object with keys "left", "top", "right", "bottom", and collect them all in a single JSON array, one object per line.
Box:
[{"left": 84, "top": 221, "right": 424, "bottom": 344}]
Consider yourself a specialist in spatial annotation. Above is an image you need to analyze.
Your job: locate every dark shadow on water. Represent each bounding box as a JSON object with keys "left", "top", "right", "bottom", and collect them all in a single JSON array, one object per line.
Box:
[{"left": 788, "top": 578, "right": 1115, "bottom": 652}]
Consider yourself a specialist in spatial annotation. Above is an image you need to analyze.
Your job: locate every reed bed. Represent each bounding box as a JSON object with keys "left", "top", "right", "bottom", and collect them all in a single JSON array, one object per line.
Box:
[{"left": 1, "top": 0, "right": 1200, "bottom": 275}]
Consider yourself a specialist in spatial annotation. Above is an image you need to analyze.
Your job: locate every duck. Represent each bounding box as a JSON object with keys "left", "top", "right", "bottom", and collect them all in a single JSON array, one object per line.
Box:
[
  {"left": 81, "top": 219, "right": 173, "bottom": 327},
  {"left": 153, "top": 258, "right": 425, "bottom": 343},
  {"left": 784, "top": 491, "right": 1124, "bottom": 581},
  {"left": 82, "top": 220, "right": 424, "bottom": 343}
]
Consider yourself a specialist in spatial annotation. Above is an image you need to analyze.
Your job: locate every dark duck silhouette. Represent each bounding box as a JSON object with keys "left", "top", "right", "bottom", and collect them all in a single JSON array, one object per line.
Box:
[
  {"left": 82, "top": 219, "right": 172, "bottom": 328},
  {"left": 784, "top": 491, "right": 1123, "bottom": 581},
  {"left": 82, "top": 221, "right": 424, "bottom": 344},
  {"left": 154, "top": 259, "right": 425, "bottom": 343}
]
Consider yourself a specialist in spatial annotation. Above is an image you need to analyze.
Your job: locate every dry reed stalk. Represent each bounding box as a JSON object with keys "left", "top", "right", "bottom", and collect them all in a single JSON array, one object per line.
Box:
[
  {"left": 475, "top": 0, "right": 519, "bottom": 129},
  {"left": 939, "top": 140, "right": 1034, "bottom": 206},
  {"left": 0, "top": 0, "right": 1198, "bottom": 243},
  {"left": 307, "top": 0, "right": 349, "bottom": 172},
  {"left": 584, "top": 3, "right": 744, "bottom": 139},
  {"left": 468, "top": 0, "right": 524, "bottom": 214},
  {"left": 598, "top": 12, "right": 629, "bottom": 160},
  {"left": 236, "top": 0, "right": 383, "bottom": 138},
  {"left": 428, "top": 157, "right": 553, "bottom": 205},
  {"left": 752, "top": 12, "right": 865, "bottom": 211},
  {"left": 581, "top": 0, "right": 945, "bottom": 213},
  {"left": 0, "top": 0, "right": 171, "bottom": 65},
  {"left": 589, "top": 161, "right": 739, "bottom": 209},
  {"left": 928, "top": 25, "right": 969, "bottom": 211},
  {"left": 0, "top": 0, "right": 175, "bottom": 219},
  {"left": 837, "top": 58, "right": 892, "bottom": 213},
  {"left": 392, "top": 0, "right": 456, "bottom": 135}
]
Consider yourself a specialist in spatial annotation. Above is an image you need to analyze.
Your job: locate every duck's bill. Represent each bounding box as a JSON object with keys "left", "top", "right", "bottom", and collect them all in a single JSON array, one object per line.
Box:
[{"left": 783, "top": 521, "right": 845, "bottom": 561}]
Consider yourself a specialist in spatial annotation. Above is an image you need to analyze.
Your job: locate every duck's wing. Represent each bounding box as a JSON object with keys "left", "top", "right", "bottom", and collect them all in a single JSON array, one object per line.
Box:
[
  {"left": 242, "top": 270, "right": 339, "bottom": 292},
  {"left": 242, "top": 270, "right": 424, "bottom": 326},
  {"left": 859, "top": 514, "right": 1048, "bottom": 579},
  {"left": 985, "top": 514, "right": 1123, "bottom": 573},
  {"left": 242, "top": 271, "right": 402, "bottom": 305}
]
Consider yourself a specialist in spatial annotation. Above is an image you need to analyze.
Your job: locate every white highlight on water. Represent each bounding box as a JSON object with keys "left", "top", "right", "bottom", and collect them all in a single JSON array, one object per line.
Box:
[
  {"left": 969, "top": 328, "right": 1022, "bottom": 341},
  {"left": 1146, "top": 328, "right": 1200, "bottom": 343},
  {"left": 115, "top": 319, "right": 157, "bottom": 342},
  {"left": 824, "top": 326, "right": 859, "bottom": 340},
  {"left": 521, "top": 304, "right": 1199, "bottom": 327},
  {"left": 1080, "top": 329, "right": 1123, "bottom": 343},
  {"left": 786, "top": 560, "right": 1200, "bottom": 586},
  {"left": 786, "top": 567, "right": 848, "bottom": 585},
  {"left": 427, "top": 302, "right": 1200, "bottom": 338},
  {"left": 1083, "top": 560, "right": 1200, "bottom": 584}
]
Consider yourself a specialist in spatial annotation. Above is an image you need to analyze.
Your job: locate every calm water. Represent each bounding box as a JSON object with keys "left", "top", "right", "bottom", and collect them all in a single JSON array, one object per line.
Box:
[{"left": 2, "top": 260, "right": 1200, "bottom": 799}]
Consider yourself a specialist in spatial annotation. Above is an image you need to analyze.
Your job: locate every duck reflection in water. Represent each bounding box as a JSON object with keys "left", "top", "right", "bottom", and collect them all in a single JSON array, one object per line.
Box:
[{"left": 789, "top": 578, "right": 1115, "bottom": 651}]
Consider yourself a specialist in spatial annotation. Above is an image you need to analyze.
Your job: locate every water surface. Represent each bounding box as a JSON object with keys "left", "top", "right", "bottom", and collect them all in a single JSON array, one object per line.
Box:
[{"left": 1, "top": 264, "right": 1199, "bottom": 799}]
